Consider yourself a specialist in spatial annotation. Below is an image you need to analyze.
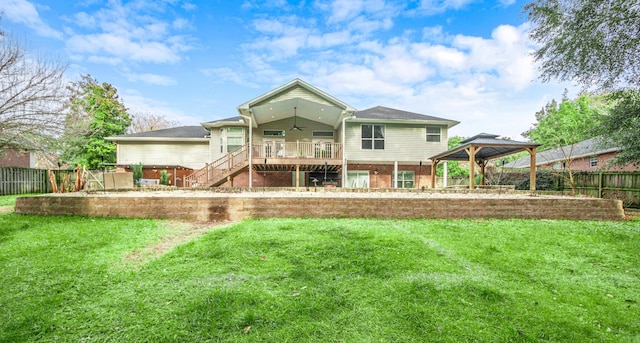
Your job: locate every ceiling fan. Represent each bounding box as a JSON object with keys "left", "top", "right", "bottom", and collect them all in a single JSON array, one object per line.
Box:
[{"left": 290, "top": 106, "right": 305, "bottom": 131}]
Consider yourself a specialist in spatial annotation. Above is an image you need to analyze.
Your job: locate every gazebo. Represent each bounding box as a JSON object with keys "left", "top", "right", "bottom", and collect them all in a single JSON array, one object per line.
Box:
[{"left": 429, "top": 133, "right": 540, "bottom": 190}]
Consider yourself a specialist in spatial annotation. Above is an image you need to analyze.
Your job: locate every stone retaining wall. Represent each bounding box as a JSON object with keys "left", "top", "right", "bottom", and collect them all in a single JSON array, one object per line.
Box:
[{"left": 15, "top": 194, "right": 625, "bottom": 221}]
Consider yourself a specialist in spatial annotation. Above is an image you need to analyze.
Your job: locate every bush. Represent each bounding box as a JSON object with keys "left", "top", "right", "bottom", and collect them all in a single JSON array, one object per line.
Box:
[
  {"left": 130, "top": 163, "right": 143, "bottom": 186},
  {"left": 160, "top": 170, "right": 171, "bottom": 186}
]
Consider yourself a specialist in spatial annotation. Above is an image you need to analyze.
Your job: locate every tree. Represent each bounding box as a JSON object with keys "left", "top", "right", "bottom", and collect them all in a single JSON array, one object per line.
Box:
[
  {"left": 525, "top": 0, "right": 640, "bottom": 91},
  {"left": 0, "top": 31, "right": 68, "bottom": 152},
  {"left": 525, "top": 0, "right": 640, "bottom": 165},
  {"left": 436, "top": 136, "right": 469, "bottom": 177},
  {"left": 599, "top": 90, "right": 640, "bottom": 167},
  {"left": 522, "top": 93, "right": 607, "bottom": 193},
  {"left": 128, "top": 112, "right": 178, "bottom": 133},
  {"left": 60, "top": 75, "right": 131, "bottom": 169}
]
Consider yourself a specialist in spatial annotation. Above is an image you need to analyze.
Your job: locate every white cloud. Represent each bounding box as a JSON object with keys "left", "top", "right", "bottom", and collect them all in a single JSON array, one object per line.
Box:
[
  {"left": 63, "top": 0, "right": 194, "bottom": 65},
  {"left": 125, "top": 72, "right": 177, "bottom": 86},
  {"left": 415, "top": 0, "right": 478, "bottom": 15},
  {"left": 0, "top": 0, "right": 63, "bottom": 39}
]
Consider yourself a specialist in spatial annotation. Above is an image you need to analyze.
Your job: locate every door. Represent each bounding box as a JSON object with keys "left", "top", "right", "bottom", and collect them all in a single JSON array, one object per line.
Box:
[
  {"left": 264, "top": 139, "right": 285, "bottom": 158},
  {"left": 313, "top": 139, "right": 334, "bottom": 158}
]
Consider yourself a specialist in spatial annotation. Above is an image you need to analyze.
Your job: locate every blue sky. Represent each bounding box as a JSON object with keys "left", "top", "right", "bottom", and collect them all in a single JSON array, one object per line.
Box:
[{"left": 1, "top": 0, "right": 574, "bottom": 139}]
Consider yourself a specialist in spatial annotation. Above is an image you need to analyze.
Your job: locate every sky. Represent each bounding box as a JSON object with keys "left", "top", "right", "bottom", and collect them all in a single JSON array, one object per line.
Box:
[{"left": 0, "top": 0, "right": 576, "bottom": 140}]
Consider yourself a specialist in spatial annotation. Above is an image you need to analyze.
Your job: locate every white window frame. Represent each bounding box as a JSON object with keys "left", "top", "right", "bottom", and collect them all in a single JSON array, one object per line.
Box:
[
  {"left": 590, "top": 156, "right": 598, "bottom": 168},
  {"left": 263, "top": 130, "right": 286, "bottom": 137},
  {"left": 361, "top": 124, "right": 385, "bottom": 150},
  {"left": 426, "top": 126, "right": 442, "bottom": 143},
  {"left": 394, "top": 171, "right": 415, "bottom": 188},
  {"left": 347, "top": 170, "right": 369, "bottom": 188},
  {"left": 312, "top": 130, "right": 334, "bottom": 137}
]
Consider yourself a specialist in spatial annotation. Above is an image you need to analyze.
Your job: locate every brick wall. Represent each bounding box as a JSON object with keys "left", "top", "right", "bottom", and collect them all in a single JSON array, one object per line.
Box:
[
  {"left": 0, "top": 148, "right": 30, "bottom": 168},
  {"left": 15, "top": 194, "right": 625, "bottom": 221}
]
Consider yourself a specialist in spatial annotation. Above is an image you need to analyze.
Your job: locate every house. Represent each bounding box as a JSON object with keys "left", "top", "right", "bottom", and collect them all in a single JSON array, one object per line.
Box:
[
  {"left": 107, "top": 79, "right": 460, "bottom": 188},
  {"left": 0, "top": 148, "right": 32, "bottom": 168},
  {"left": 506, "top": 136, "right": 640, "bottom": 172}
]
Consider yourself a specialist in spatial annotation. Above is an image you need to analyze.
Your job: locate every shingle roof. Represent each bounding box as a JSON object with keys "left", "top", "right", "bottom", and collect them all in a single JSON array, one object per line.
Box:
[
  {"left": 203, "top": 116, "right": 242, "bottom": 124},
  {"left": 430, "top": 133, "right": 540, "bottom": 161},
  {"left": 354, "top": 106, "right": 458, "bottom": 125},
  {"left": 506, "top": 136, "right": 620, "bottom": 168},
  {"left": 110, "top": 126, "right": 209, "bottom": 139}
]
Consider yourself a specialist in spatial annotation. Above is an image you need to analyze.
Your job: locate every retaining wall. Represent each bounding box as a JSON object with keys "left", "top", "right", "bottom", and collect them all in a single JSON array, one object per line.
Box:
[{"left": 15, "top": 194, "right": 625, "bottom": 221}]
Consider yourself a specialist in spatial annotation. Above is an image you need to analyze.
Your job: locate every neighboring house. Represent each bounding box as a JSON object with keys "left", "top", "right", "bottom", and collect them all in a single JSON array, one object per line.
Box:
[
  {"left": 108, "top": 79, "right": 460, "bottom": 188},
  {"left": 0, "top": 148, "right": 32, "bottom": 168},
  {"left": 506, "top": 136, "right": 640, "bottom": 172}
]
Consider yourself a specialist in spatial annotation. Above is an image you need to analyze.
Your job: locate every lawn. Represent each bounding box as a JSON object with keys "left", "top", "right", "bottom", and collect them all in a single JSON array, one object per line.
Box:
[{"left": 0, "top": 211, "right": 639, "bottom": 342}]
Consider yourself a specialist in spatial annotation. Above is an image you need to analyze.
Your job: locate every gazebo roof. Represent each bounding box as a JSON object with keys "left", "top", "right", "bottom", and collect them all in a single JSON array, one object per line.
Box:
[{"left": 430, "top": 133, "right": 540, "bottom": 162}]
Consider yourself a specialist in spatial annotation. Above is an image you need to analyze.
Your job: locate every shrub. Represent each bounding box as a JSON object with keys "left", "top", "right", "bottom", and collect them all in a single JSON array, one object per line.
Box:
[
  {"left": 160, "top": 170, "right": 171, "bottom": 186},
  {"left": 130, "top": 163, "right": 143, "bottom": 186}
]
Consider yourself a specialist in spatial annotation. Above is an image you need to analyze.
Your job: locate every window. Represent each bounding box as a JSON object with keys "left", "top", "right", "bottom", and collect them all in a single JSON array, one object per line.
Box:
[
  {"left": 426, "top": 126, "right": 441, "bottom": 142},
  {"left": 347, "top": 171, "right": 369, "bottom": 188},
  {"left": 263, "top": 130, "right": 285, "bottom": 137},
  {"left": 394, "top": 171, "right": 415, "bottom": 188},
  {"left": 590, "top": 156, "right": 598, "bottom": 168},
  {"left": 313, "top": 130, "right": 334, "bottom": 137},
  {"left": 361, "top": 124, "right": 385, "bottom": 150},
  {"left": 227, "top": 127, "right": 244, "bottom": 134},
  {"left": 225, "top": 127, "right": 244, "bottom": 153},
  {"left": 227, "top": 137, "right": 243, "bottom": 152}
]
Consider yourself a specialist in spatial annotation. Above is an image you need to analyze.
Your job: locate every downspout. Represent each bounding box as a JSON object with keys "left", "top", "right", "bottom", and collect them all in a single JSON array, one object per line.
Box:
[{"left": 240, "top": 113, "right": 253, "bottom": 188}]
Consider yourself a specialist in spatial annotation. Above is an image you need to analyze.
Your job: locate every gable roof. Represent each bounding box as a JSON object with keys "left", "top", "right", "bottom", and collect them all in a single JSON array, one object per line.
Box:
[
  {"left": 201, "top": 116, "right": 244, "bottom": 128},
  {"left": 106, "top": 126, "right": 210, "bottom": 142},
  {"left": 430, "top": 133, "right": 539, "bottom": 161},
  {"left": 354, "top": 106, "right": 459, "bottom": 127},
  {"left": 506, "top": 136, "right": 620, "bottom": 168},
  {"left": 236, "top": 78, "right": 356, "bottom": 129}
]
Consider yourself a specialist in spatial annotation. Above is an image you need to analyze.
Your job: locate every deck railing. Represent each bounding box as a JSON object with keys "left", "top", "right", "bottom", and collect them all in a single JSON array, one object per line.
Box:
[
  {"left": 185, "top": 142, "right": 342, "bottom": 187},
  {"left": 253, "top": 142, "right": 342, "bottom": 160}
]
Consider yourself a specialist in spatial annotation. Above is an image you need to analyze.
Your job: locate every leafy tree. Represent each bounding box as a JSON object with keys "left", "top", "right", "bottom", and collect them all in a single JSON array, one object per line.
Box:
[
  {"left": 436, "top": 136, "right": 468, "bottom": 177},
  {"left": 525, "top": 0, "right": 640, "bottom": 165},
  {"left": 523, "top": 93, "right": 604, "bottom": 150},
  {"left": 525, "top": 0, "right": 640, "bottom": 90},
  {"left": 0, "top": 30, "right": 68, "bottom": 152},
  {"left": 522, "top": 93, "right": 607, "bottom": 193},
  {"left": 61, "top": 75, "right": 131, "bottom": 169},
  {"left": 600, "top": 90, "right": 640, "bottom": 167}
]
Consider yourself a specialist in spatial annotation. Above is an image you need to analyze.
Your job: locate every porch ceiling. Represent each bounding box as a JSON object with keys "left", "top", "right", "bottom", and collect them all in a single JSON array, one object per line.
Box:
[
  {"left": 249, "top": 98, "right": 345, "bottom": 128},
  {"left": 253, "top": 162, "right": 342, "bottom": 172}
]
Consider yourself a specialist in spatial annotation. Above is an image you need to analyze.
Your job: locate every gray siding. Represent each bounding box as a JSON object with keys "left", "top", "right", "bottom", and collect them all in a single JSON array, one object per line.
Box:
[{"left": 344, "top": 122, "right": 449, "bottom": 163}]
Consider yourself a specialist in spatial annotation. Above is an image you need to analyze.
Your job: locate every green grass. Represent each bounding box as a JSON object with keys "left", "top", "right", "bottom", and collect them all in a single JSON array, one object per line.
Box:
[
  {"left": 0, "top": 194, "right": 42, "bottom": 207},
  {"left": 1, "top": 214, "right": 639, "bottom": 342}
]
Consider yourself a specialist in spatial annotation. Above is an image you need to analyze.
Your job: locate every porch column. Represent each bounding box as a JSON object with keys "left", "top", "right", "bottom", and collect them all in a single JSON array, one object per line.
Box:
[
  {"left": 296, "top": 164, "right": 300, "bottom": 189},
  {"left": 393, "top": 161, "right": 398, "bottom": 189},
  {"left": 431, "top": 160, "right": 438, "bottom": 189},
  {"left": 443, "top": 161, "right": 448, "bottom": 188}
]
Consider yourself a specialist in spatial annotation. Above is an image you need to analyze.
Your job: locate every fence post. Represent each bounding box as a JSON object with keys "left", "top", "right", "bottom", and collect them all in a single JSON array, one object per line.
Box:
[{"left": 598, "top": 172, "right": 603, "bottom": 199}]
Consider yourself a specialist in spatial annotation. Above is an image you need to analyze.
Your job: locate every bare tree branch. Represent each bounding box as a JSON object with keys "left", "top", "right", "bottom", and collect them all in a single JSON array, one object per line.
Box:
[{"left": 0, "top": 34, "right": 68, "bottom": 151}]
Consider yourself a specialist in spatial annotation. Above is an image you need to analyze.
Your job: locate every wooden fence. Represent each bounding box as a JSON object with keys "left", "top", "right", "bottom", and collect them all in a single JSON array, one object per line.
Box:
[
  {"left": 0, "top": 168, "right": 76, "bottom": 196},
  {"left": 570, "top": 171, "right": 640, "bottom": 207}
]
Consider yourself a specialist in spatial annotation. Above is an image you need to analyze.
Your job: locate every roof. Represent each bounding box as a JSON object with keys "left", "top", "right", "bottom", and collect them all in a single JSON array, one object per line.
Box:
[
  {"left": 430, "top": 133, "right": 540, "bottom": 161},
  {"left": 201, "top": 116, "right": 245, "bottom": 128},
  {"left": 354, "top": 106, "right": 459, "bottom": 127},
  {"left": 506, "top": 136, "right": 620, "bottom": 168},
  {"left": 106, "top": 126, "right": 210, "bottom": 142}
]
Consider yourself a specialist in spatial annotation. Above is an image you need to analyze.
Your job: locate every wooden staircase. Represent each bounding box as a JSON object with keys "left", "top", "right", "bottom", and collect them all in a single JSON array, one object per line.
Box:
[{"left": 184, "top": 143, "right": 250, "bottom": 188}]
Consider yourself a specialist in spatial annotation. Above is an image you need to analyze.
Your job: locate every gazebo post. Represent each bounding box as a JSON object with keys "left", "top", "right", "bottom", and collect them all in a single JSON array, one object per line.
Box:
[
  {"left": 467, "top": 146, "right": 475, "bottom": 190},
  {"left": 528, "top": 147, "right": 537, "bottom": 191}
]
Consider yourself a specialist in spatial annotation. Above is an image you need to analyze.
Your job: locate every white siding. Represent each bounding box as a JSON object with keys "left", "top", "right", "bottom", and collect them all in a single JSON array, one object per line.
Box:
[
  {"left": 117, "top": 142, "right": 209, "bottom": 169},
  {"left": 345, "top": 122, "right": 449, "bottom": 162},
  {"left": 261, "top": 88, "right": 334, "bottom": 107}
]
